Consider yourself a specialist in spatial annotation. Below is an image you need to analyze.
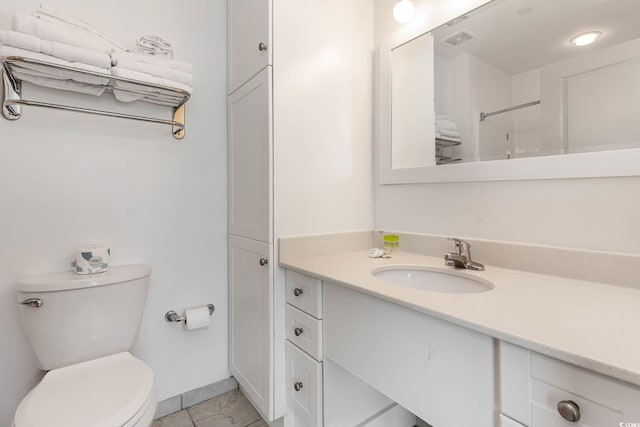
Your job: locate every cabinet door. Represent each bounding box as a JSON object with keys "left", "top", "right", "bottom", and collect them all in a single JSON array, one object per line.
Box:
[
  {"left": 362, "top": 405, "right": 416, "bottom": 427},
  {"left": 228, "top": 0, "right": 271, "bottom": 94},
  {"left": 500, "top": 414, "right": 527, "bottom": 427},
  {"left": 286, "top": 342, "right": 323, "bottom": 427},
  {"left": 229, "top": 235, "right": 273, "bottom": 419},
  {"left": 499, "top": 341, "right": 531, "bottom": 425},
  {"left": 228, "top": 68, "right": 272, "bottom": 243},
  {"left": 323, "top": 282, "right": 495, "bottom": 427}
]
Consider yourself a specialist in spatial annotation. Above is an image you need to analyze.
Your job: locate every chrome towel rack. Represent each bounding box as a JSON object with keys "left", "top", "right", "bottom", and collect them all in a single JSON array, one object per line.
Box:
[
  {"left": 1, "top": 56, "right": 189, "bottom": 139},
  {"left": 480, "top": 100, "right": 540, "bottom": 122}
]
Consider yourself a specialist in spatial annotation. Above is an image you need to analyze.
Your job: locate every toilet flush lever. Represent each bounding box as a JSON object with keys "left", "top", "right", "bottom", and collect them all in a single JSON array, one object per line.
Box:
[{"left": 20, "top": 298, "right": 43, "bottom": 308}]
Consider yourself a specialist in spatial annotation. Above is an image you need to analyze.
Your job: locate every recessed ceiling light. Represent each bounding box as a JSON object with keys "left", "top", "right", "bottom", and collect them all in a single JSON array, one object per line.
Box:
[{"left": 570, "top": 31, "right": 602, "bottom": 47}]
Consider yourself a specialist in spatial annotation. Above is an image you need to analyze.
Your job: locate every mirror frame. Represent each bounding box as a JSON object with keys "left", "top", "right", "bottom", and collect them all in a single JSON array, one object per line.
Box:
[{"left": 377, "top": 7, "right": 640, "bottom": 184}]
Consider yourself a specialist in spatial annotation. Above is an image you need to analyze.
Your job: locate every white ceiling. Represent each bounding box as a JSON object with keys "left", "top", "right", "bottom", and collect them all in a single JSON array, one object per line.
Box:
[{"left": 433, "top": 0, "right": 640, "bottom": 75}]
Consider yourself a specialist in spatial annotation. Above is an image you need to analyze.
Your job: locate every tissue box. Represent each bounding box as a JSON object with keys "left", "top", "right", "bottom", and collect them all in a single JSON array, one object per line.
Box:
[{"left": 71, "top": 245, "right": 110, "bottom": 275}]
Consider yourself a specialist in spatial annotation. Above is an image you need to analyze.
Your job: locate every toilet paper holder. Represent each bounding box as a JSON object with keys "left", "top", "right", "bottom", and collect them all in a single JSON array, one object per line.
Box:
[{"left": 165, "top": 304, "right": 215, "bottom": 323}]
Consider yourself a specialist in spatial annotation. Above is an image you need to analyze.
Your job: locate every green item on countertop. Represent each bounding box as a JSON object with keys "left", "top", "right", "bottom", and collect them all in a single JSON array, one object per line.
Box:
[{"left": 383, "top": 234, "right": 399, "bottom": 255}]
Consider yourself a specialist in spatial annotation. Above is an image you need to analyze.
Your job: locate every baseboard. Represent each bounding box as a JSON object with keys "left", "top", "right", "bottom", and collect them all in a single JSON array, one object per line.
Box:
[{"left": 154, "top": 376, "right": 239, "bottom": 419}]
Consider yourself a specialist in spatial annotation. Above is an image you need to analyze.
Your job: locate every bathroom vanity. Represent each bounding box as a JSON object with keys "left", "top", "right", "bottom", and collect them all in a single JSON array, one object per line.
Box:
[{"left": 279, "top": 235, "right": 640, "bottom": 427}]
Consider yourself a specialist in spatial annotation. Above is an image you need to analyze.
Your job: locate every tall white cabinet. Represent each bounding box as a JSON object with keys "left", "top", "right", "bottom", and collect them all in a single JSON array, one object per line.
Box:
[
  {"left": 228, "top": 235, "right": 272, "bottom": 415},
  {"left": 228, "top": 0, "right": 374, "bottom": 422},
  {"left": 228, "top": 0, "right": 275, "bottom": 420},
  {"left": 228, "top": 68, "right": 272, "bottom": 243},
  {"left": 227, "top": 0, "right": 271, "bottom": 95}
]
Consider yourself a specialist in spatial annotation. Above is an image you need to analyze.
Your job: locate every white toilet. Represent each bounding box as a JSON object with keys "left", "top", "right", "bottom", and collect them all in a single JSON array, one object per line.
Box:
[{"left": 12, "top": 264, "right": 157, "bottom": 427}]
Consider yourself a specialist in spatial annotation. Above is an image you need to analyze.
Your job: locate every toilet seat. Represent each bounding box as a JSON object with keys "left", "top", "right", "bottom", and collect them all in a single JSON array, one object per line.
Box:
[{"left": 14, "top": 352, "right": 155, "bottom": 427}]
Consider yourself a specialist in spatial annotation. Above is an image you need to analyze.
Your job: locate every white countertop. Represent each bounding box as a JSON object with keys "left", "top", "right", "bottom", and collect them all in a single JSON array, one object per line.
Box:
[{"left": 281, "top": 250, "right": 640, "bottom": 387}]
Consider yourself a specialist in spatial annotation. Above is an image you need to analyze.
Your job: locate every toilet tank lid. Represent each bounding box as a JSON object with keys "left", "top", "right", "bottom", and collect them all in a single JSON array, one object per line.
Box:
[{"left": 16, "top": 264, "right": 151, "bottom": 293}]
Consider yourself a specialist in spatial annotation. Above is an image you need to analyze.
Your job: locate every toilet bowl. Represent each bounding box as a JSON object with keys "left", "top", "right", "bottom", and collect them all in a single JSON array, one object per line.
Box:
[
  {"left": 13, "top": 265, "right": 156, "bottom": 427},
  {"left": 13, "top": 353, "right": 156, "bottom": 427}
]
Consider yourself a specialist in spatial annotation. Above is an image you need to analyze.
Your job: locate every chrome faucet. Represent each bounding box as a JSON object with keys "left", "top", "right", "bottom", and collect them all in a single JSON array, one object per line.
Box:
[{"left": 444, "top": 238, "right": 485, "bottom": 271}]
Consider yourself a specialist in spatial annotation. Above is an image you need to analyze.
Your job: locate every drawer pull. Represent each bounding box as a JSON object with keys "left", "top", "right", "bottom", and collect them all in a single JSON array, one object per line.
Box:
[
  {"left": 259, "top": 258, "right": 268, "bottom": 266},
  {"left": 293, "top": 288, "right": 303, "bottom": 297},
  {"left": 294, "top": 327, "right": 304, "bottom": 336},
  {"left": 294, "top": 381, "right": 303, "bottom": 392},
  {"left": 258, "top": 42, "right": 268, "bottom": 51},
  {"left": 557, "top": 400, "right": 580, "bottom": 422}
]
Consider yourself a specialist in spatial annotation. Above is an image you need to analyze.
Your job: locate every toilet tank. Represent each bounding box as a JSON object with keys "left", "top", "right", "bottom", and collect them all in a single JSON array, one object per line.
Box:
[{"left": 16, "top": 264, "right": 151, "bottom": 371}]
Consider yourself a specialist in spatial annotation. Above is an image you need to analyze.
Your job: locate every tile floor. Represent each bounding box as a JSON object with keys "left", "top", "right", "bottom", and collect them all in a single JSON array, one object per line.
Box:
[{"left": 152, "top": 389, "right": 267, "bottom": 427}]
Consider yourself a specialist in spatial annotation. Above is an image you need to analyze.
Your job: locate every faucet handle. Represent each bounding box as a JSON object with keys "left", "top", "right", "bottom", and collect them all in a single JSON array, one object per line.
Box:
[
  {"left": 448, "top": 237, "right": 469, "bottom": 244},
  {"left": 448, "top": 237, "right": 470, "bottom": 254},
  {"left": 445, "top": 238, "right": 484, "bottom": 271}
]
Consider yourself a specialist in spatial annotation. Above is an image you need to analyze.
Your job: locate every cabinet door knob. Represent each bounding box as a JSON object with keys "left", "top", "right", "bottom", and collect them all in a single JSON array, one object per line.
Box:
[
  {"left": 294, "top": 381, "right": 303, "bottom": 392},
  {"left": 258, "top": 42, "right": 267, "bottom": 51},
  {"left": 259, "top": 258, "right": 268, "bottom": 266},
  {"left": 293, "top": 288, "right": 303, "bottom": 297},
  {"left": 557, "top": 400, "right": 580, "bottom": 422},
  {"left": 294, "top": 327, "right": 304, "bottom": 336}
]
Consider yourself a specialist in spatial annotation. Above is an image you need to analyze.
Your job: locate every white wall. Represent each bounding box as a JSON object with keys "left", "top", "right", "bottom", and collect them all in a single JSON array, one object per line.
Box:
[
  {"left": 435, "top": 53, "right": 476, "bottom": 162},
  {"left": 567, "top": 60, "right": 640, "bottom": 152},
  {"left": 273, "top": 0, "right": 374, "bottom": 236},
  {"left": 391, "top": 33, "right": 435, "bottom": 169},
  {"left": 473, "top": 53, "right": 513, "bottom": 161},
  {"left": 374, "top": 0, "right": 640, "bottom": 253},
  {"left": 0, "top": 1, "right": 228, "bottom": 424},
  {"left": 271, "top": 0, "right": 374, "bottom": 418},
  {"left": 511, "top": 69, "right": 542, "bottom": 157}
]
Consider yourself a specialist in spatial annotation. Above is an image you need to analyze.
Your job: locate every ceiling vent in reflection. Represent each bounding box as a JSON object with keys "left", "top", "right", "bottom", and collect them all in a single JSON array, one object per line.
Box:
[
  {"left": 443, "top": 30, "right": 477, "bottom": 47},
  {"left": 446, "top": 15, "right": 469, "bottom": 26}
]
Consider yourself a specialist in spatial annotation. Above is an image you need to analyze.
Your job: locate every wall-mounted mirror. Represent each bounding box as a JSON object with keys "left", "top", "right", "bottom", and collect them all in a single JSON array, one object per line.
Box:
[{"left": 379, "top": 0, "right": 640, "bottom": 183}]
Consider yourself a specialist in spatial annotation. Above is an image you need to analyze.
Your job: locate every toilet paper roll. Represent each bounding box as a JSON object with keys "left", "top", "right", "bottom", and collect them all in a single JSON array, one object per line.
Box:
[
  {"left": 71, "top": 245, "right": 110, "bottom": 275},
  {"left": 183, "top": 306, "right": 211, "bottom": 330}
]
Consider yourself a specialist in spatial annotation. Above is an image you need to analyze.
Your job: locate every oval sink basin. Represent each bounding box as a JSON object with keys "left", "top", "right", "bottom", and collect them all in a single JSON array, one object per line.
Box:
[{"left": 372, "top": 266, "right": 493, "bottom": 294}]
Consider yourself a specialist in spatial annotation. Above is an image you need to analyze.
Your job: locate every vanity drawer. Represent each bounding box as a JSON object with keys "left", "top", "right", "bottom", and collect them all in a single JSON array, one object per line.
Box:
[
  {"left": 286, "top": 341, "right": 323, "bottom": 427},
  {"left": 286, "top": 304, "right": 323, "bottom": 361},
  {"left": 530, "top": 378, "right": 622, "bottom": 426},
  {"left": 531, "top": 353, "right": 623, "bottom": 410},
  {"left": 286, "top": 270, "right": 322, "bottom": 318}
]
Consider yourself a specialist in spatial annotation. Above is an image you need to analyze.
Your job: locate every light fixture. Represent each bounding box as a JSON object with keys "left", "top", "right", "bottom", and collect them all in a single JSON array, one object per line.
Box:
[
  {"left": 570, "top": 31, "right": 601, "bottom": 47},
  {"left": 393, "top": 0, "right": 415, "bottom": 24}
]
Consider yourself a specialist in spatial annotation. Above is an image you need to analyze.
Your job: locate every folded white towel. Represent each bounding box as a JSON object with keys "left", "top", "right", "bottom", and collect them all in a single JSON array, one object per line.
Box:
[
  {"left": 13, "top": 12, "right": 115, "bottom": 54},
  {"left": 435, "top": 119, "right": 458, "bottom": 131},
  {"left": 0, "top": 45, "right": 110, "bottom": 85},
  {"left": 0, "top": 30, "right": 40, "bottom": 53},
  {"left": 35, "top": 5, "right": 127, "bottom": 51},
  {"left": 111, "top": 83, "right": 185, "bottom": 101},
  {"left": 115, "top": 59, "right": 192, "bottom": 87},
  {"left": 135, "top": 34, "right": 173, "bottom": 58},
  {"left": 12, "top": 70, "right": 106, "bottom": 96},
  {"left": 0, "top": 30, "right": 112, "bottom": 68},
  {"left": 135, "top": 46, "right": 171, "bottom": 58},
  {"left": 10, "top": 63, "right": 108, "bottom": 85},
  {"left": 138, "top": 35, "right": 171, "bottom": 50},
  {"left": 436, "top": 135, "right": 461, "bottom": 143},
  {"left": 436, "top": 114, "right": 450, "bottom": 120},
  {"left": 113, "top": 89, "right": 185, "bottom": 106},
  {"left": 111, "top": 51, "right": 192, "bottom": 73},
  {"left": 112, "top": 66, "right": 193, "bottom": 94},
  {"left": 437, "top": 128, "right": 461, "bottom": 138},
  {"left": 111, "top": 69, "right": 190, "bottom": 106}
]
